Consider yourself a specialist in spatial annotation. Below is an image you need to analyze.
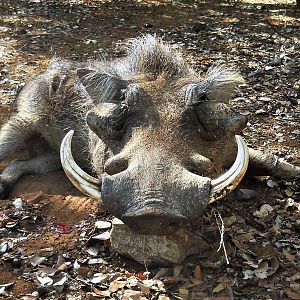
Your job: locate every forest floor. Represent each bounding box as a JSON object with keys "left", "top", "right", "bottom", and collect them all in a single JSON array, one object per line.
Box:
[{"left": 0, "top": 0, "right": 299, "bottom": 299}]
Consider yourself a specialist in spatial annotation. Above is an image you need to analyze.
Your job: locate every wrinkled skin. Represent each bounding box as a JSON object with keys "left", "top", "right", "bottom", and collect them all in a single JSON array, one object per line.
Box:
[{"left": 0, "top": 36, "right": 299, "bottom": 234}]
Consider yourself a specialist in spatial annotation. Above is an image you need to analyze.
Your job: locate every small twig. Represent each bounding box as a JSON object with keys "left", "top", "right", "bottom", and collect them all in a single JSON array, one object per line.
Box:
[
  {"left": 227, "top": 285, "right": 235, "bottom": 300},
  {"left": 213, "top": 211, "right": 229, "bottom": 264}
]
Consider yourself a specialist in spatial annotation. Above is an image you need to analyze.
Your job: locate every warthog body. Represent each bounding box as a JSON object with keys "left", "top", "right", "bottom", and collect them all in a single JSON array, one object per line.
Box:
[{"left": 0, "top": 36, "right": 299, "bottom": 234}]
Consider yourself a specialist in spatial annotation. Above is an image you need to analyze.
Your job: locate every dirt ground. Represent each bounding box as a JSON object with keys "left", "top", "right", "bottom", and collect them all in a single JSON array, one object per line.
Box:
[{"left": 0, "top": 0, "right": 299, "bottom": 299}]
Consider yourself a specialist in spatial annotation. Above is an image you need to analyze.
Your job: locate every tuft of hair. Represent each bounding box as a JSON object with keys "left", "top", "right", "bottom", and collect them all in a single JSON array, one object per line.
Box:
[
  {"left": 198, "top": 64, "right": 245, "bottom": 103},
  {"left": 124, "top": 34, "right": 191, "bottom": 79}
]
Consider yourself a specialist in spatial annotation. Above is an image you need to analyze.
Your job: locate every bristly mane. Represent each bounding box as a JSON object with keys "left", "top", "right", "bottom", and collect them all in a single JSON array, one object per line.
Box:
[
  {"left": 80, "top": 35, "right": 244, "bottom": 105},
  {"left": 123, "top": 34, "right": 192, "bottom": 78}
]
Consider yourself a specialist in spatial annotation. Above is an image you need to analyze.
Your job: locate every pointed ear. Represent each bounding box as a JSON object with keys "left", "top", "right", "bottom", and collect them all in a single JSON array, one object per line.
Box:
[
  {"left": 201, "top": 64, "right": 245, "bottom": 103},
  {"left": 77, "top": 69, "right": 128, "bottom": 104}
]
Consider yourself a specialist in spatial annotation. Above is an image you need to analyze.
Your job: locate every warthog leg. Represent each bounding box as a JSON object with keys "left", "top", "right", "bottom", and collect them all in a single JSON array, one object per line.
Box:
[
  {"left": 0, "top": 151, "right": 61, "bottom": 199},
  {"left": 249, "top": 148, "right": 300, "bottom": 180},
  {"left": 0, "top": 114, "right": 34, "bottom": 162}
]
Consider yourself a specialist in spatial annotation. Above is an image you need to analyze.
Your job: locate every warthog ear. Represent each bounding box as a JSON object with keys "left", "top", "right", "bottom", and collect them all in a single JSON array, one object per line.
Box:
[
  {"left": 202, "top": 64, "right": 245, "bottom": 103},
  {"left": 185, "top": 65, "right": 244, "bottom": 106},
  {"left": 77, "top": 68, "right": 128, "bottom": 104}
]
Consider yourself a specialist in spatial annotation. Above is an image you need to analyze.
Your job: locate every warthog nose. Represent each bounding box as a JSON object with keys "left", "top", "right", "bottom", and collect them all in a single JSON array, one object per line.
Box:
[{"left": 122, "top": 207, "right": 187, "bottom": 234}]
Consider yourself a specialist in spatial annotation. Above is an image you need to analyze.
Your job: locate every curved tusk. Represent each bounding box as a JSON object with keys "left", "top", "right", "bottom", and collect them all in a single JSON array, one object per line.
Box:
[
  {"left": 208, "top": 135, "right": 249, "bottom": 204},
  {"left": 60, "top": 130, "right": 102, "bottom": 199}
]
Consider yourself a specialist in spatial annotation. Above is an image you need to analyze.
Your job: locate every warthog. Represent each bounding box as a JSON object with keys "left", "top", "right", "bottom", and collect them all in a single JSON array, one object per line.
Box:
[{"left": 0, "top": 35, "right": 299, "bottom": 234}]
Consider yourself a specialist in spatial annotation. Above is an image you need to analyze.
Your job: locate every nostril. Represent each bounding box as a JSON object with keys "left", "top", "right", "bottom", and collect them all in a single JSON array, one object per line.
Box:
[{"left": 104, "top": 157, "right": 129, "bottom": 176}]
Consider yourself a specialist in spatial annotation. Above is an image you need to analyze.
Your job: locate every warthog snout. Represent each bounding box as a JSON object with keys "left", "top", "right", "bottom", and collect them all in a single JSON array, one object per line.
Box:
[
  {"left": 61, "top": 130, "right": 249, "bottom": 234},
  {"left": 100, "top": 151, "right": 210, "bottom": 234}
]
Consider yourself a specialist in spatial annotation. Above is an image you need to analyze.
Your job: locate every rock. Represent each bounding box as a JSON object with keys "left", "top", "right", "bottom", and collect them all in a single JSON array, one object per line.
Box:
[{"left": 110, "top": 218, "right": 209, "bottom": 266}]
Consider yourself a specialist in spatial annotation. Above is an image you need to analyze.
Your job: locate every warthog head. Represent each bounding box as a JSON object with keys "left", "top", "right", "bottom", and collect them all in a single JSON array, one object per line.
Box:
[{"left": 60, "top": 35, "right": 249, "bottom": 234}]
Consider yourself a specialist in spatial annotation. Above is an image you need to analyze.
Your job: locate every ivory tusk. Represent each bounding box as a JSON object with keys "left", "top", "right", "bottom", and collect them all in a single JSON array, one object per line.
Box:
[
  {"left": 208, "top": 135, "right": 249, "bottom": 204},
  {"left": 60, "top": 130, "right": 102, "bottom": 199}
]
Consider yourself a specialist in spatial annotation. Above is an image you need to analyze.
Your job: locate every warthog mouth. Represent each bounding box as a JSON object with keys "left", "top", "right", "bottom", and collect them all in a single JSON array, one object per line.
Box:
[
  {"left": 122, "top": 206, "right": 187, "bottom": 234},
  {"left": 60, "top": 130, "right": 249, "bottom": 227}
]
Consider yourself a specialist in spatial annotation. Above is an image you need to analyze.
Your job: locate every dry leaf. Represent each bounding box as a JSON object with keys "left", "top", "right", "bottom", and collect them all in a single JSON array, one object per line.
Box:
[
  {"left": 236, "top": 232, "right": 254, "bottom": 243},
  {"left": 286, "top": 289, "right": 300, "bottom": 300},
  {"left": 158, "top": 296, "right": 170, "bottom": 300},
  {"left": 213, "top": 282, "right": 227, "bottom": 293},
  {"left": 254, "top": 262, "right": 269, "bottom": 279},
  {"left": 92, "top": 287, "right": 111, "bottom": 298},
  {"left": 253, "top": 204, "right": 273, "bottom": 218},
  {"left": 122, "top": 290, "right": 145, "bottom": 300},
  {"left": 255, "top": 245, "right": 277, "bottom": 259},
  {"left": 268, "top": 257, "right": 279, "bottom": 276},
  {"left": 223, "top": 215, "right": 236, "bottom": 226},
  {"left": 95, "top": 220, "right": 111, "bottom": 230},
  {"left": 109, "top": 280, "right": 127, "bottom": 292},
  {"left": 255, "top": 109, "right": 267, "bottom": 115},
  {"left": 137, "top": 282, "right": 150, "bottom": 295},
  {"left": 178, "top": 286, "right": 189, "bottom": 300},
  {"left": 194, "top": 265, "right": 202, "bottom": 281}
]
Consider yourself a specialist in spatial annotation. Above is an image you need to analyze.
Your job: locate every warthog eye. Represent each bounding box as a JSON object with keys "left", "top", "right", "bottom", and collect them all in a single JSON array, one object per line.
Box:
[
  {"left": 184, "top": 84, "right": 247, "bottom": 141},
  {"left": 86, "top": 102, "right": 128, "bottom": 141}
]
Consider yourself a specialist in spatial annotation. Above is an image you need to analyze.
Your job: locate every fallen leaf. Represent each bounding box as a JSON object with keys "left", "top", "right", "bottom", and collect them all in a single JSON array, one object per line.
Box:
[
  {"left": 223, "top": 215, "right": 236, "bottom": 226},
  {"left": 122, "top": 290, "right": 145, "bottom": 300},
  {"left": 255, "top": 245, "right": 277, "bottom": 259},
  {"left": 89, "top": 273, "right": 107, "bottom": 284},
  {"left": 158, "top": 296, "right": 170, "bottom": 300},
  {"left": 178, "top": 287, "right": 189, "bottom": 300},
  {"left": 236, "top": 232, "right": 254, "bottom": 243},
  {"left": 290, "top": 283, "right": 300, "bottom": 293},
  {"left": 194, "top": 265, "right": 202, "bottom": 281},
  {"left": 39, "top": 267, "right": 59, "bottom": 276},
  {"left": 267, "top": 257, "right": 279, "bottom": 276},
  {"left": 286, "top": 289, "right": 300, "bottom": 300},
  {"left": 92, "top": 231, "right": 111, "bottom": 240},
  {"left": 95, "top": 220, "right": 112, "bottom": 230},
  {"left": 213, "top": 282, "right": 227, "bottom": 293},
  {"left": 88, "top": 258, "right": 108, "bottom": 265},
  {"left": 253, "top": 204, "right": 274, "bottom": 218},
  {"left": 36, "top": 272, "right": 53, "bottom": 286},
  {"left": 137, "top": 282, "right": 150, "bottom": 295},
  {"left": 109, "top": 280, "right": 127, "bottom": 292},
  {"left": 243, "top": 269, "right": 254, "bottom": 279},
  {"left": 92, "top": 287, "right": 111, "bottom": 298},
  {"left": 27, "top": 255, "right": 47, "bottom": 267},
  {"left": 253, "top": 262, "right": 269, "bottom": 279},
  {"left": 258, "top": 97, "right": 272, "bottom": 102},
  {"left": 255, "top": 109, "right": 267, "bottom": 115}
]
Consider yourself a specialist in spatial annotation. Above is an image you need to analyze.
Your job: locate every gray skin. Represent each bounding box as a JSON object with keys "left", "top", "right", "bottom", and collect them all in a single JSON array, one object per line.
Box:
[{"left": 0, "top": 36, "right": 299, "bottom": 234}]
